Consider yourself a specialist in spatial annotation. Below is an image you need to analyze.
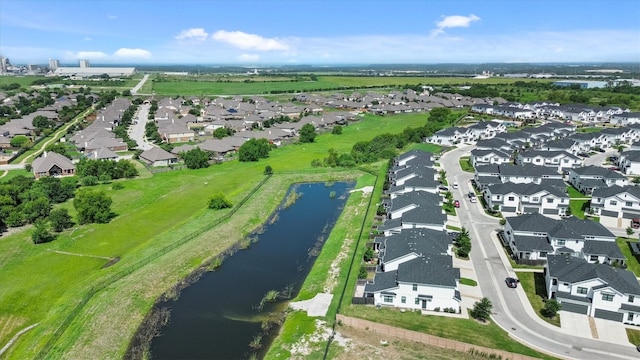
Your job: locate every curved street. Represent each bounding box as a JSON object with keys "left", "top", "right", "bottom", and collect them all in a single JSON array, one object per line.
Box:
[{"left": 441, "top": 144, "right": 639, "bottom": 360}]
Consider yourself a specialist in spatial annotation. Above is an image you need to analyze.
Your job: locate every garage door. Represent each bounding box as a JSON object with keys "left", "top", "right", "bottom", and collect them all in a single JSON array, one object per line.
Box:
[
  {"left": 560, "top": 301, "right": 588, "bottom": 314},
  {"left": 594, "top": 309, "right": 624, "bottom": 322}
]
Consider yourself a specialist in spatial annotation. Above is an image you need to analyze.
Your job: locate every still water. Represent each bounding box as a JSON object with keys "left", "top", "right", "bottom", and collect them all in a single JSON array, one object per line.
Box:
[{"left": 149, "top": 182, "right": 351, "bottom": 359}]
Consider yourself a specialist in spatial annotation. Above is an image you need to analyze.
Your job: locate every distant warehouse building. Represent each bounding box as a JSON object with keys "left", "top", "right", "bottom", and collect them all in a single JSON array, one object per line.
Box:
[
  {"left": 53, "top": 67, "right": 136, "bottom": 78},
  {"left": 553, "top": 80, "right": 608, "bottom": 89}
]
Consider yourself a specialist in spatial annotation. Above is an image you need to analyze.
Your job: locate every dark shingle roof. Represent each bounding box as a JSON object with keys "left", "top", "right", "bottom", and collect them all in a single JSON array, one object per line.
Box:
[
  {"left": 583, "top": 241, "right": 625, "bottom": 260},
  {"left": 547, "top": 254, "right": 640, "bottom": 295},
  {"left": 512, "top": 234, "right": 553, "bottom": 252},
  {"left": 379, "top": 229, "right": 451, "bottom": 263},
  {"left": 397, "top": 256, "right": 460, "bottom": 287}
]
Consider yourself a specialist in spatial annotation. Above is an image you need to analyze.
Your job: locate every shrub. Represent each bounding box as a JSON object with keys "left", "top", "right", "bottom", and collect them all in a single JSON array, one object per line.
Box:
[{"left": 208, "top": 193, "right": 232, "bottom": 210}]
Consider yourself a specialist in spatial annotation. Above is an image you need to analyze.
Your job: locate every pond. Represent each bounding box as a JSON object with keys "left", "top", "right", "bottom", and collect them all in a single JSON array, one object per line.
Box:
[{"left": 148, "top": 182, "right": 351, "bottom": 359}]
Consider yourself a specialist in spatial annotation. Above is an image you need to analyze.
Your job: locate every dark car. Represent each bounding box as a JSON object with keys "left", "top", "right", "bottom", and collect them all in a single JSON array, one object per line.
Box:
[{"left": 505, "top": 277, "right": 518, "bottom": 288}]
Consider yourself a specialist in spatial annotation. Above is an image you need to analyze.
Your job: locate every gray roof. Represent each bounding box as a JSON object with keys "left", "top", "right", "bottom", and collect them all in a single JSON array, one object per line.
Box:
[
  {"left": 499, "top": 164, "right": 560, "bottom": 177},
  {"left": 389, "top": 192, "right": 446, "bottom": 226},
  {"left": 139, "top": 146, "right": 178, "bottom": 162},
  {"left": 379, "top": 228, "right": 451, "bottom": 263},
  {"left": 512, "top": 234, "right": 553, "bottom": 252},
  {"left": 506, "top": 213, "right": 615, "bottom": 239},
  {"left": 547, "top": 254, "right": 640, "bottom": 295},
  {"left": 593, "top": 185, "right": 640, "bottom": 201},
  {"left": 571, "top": 165, "right": 627, "bottom": 180},
  {"left": 397, "top": 256, "right": 460, "bottom": 287},
  {"left": 32, "top": 151, "right": 75, "bottom": 173},
  {"left": 486, "top": 182, "right": 567, "bottom": 198},
  {"left": 582, "top": 241, "right": 626, "bottom": 260}
]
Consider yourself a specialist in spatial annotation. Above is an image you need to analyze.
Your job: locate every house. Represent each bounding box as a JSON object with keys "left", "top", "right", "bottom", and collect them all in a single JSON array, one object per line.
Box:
[
  {"left": 610, "top": 112, "right": 640, "bottom": 126},
  {"left": 382, "top": 192, "right": 446, "bottom": 233},
  {"left": 516, "top": 150, "right": 582, "bottom": 173},
  {"left": 364, "top": 255, "right": 460, "bottom": 312},
  {"left": 465, "top": 120, "right": 507, "bottom": 140},
  {"left": 539, "top": 138, "right": 581, "bottom": 155},
  {"left": 425, "top": 127, "right": 468, "bottom": 146},
  {"left": 483, "top": 182, "right": 569, "bottom": 218},
  {"left": 545, "top": 254, "right": 640, "bottom": 324},
  {"left": 502, "top": 213, "right": 621, "bottom": 264},
  {"left": 86, "top": 147, "right": 118, "bottom": 161},
  {"left": 591, "top": 185, "right": 640, "bottom": 229},
  {"left": 139, "top": 146, "right": 179, "bottom": 167},
  {"left": 375, "top": 228, "right": 453, "bottom": 271},
  {"left": 618, "top": 150, "right": 640, "bottom": 175},
  {"left": 470, "top": 148, "right": 511, "bottom": 167},
  {"left": 32, "top": 151, "right": 76, "bottom": 179},
  {"left": 568, "top": 166, "right": 629, "bottom": 195}
]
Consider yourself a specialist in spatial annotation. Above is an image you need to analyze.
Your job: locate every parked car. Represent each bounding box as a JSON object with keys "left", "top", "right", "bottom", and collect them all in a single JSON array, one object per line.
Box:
[
  {"left": 468, "top": 192, "right": 477, "bottom": 203},
  {"left": 452, "top": 182, "right": 459, "bottom": 189},
  {"left": 505, "top": 277, "right": 518, "bottom": 288},
  {"left": 454, "top": 200, "right": 460, "bottom": 208},
  {"left": 438, "top": 185, "right": 449, "bottom": 192}
]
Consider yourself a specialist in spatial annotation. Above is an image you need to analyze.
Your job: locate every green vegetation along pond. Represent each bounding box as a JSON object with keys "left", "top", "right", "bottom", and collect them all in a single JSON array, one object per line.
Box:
[{"left": 144, "top": 182, "right": 351, "bottom": 359}]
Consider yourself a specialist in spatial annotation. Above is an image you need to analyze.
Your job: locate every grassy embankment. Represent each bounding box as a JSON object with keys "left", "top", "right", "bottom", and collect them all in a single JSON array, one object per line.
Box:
[
  {"left": 0, "top": 112, "right": 427, "bottom": 359},
  {"left": 517, "top": 272, "right": 561, "bottom": 327}
]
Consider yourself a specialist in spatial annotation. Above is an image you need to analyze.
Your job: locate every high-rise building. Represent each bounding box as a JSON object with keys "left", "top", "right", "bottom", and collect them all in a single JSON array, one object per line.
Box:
[
  {"left": 0, "top": 56, "right": 8, "bottom": 74},
  {"left": 48, "top": 58, "right": 60, "bottom": 70},
  {"left": 79, "top": 59, "right": 90, "bottom": 68}
]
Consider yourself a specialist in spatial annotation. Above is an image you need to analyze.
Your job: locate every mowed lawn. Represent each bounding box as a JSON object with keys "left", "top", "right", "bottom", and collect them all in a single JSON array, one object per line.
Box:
[{"left": 0, "top": 112, "right": 429, "bottom": 358}]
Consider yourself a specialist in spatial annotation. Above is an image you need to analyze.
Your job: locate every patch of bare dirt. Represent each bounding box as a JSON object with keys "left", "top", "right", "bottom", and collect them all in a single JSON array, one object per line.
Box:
[{"left": 334, "top": 325, "right": 486, "bottom": 360}]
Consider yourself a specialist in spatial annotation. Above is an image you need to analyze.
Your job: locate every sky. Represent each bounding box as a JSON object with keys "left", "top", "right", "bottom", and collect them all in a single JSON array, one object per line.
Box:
[{"left": 1, "top": 0, "right": 639, "bottom": 65}]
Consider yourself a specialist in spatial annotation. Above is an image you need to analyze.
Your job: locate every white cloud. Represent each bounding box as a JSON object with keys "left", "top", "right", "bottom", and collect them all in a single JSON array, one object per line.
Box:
[
  {"left": 238, "top": 54, "right": 260, "bottom": 62},
  {"left": 431, "top": 14, "right": 480, "bottom": 36},
  {"left": 75, "top": 51, "right": 109, "bottom": 59},
  {"left": 107, "top": 14, "right": 117, "bottom": 20},
  {"left": 212, "top": 30, "right": 289, "bottom": 51},
  {"left": 175, "top": 28, "right": 208, "bottom": 41},
  {"left": 113, "top": 48, "right": 152, "bottom": 59},
  {"left": 83, "top": 37, "right": 92, "bottom": 41}
]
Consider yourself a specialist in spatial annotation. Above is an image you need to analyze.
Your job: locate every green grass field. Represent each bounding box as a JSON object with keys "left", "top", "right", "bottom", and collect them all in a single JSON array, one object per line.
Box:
[
  {"left": 151, "top": 75, "right": 552, "bottom": 96},
  {"left": 517, "top": 272, "right": 561, "bottom": 327},
  {"left": 0, "top": 112, "right": 429, "bottom": 358}
]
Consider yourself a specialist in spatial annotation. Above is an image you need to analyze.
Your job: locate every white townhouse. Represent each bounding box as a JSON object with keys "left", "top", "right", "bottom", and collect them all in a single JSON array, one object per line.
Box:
[
  {"left": 426, "top": 126, "right": 470, "bottom": 146},
  {"left": 600, "top": 127, "right": 638, "bottom": 146},
  {"left": 618, "top": 150, "right": 640, "bottom": 175},
  {"left": 469, "top": 148, "right": 512, "bottom": 167},
  {"left": 502, "top": 213, "right": 621, "bottom": 264},
  {"left": 610, "top": 112, "right": 640, "bottom": 126},
  {"left": 381, "top": 192, "right": 447, "bottom": 235},
  {"left": 539, "top": 138, "right": 581, "bottom": 155},
  {"left": 465, "top": 120, "right": 507, "bottom": 140},
  {"left": 516, "top": 150, "right": 582, "bottom": 173},
  {"left": 483, "top": 183, "right": 569, "bottom": 218},
  {"left": 568, "top": 166, "right": 629, "bottom": 195},
  {"left": 364, "top": 255, "right": 461, "bottom": 312},
  {"left": 545, "top": 254, "right": 640, "bottom": 324},
  {"left": 591, "top": 185, "right": 640, "bottom": 229}
]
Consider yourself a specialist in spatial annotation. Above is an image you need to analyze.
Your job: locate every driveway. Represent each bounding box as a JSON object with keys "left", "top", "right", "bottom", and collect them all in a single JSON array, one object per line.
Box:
[
  {"left": 594, "top": 318, "right": 634, "bottom": 346},
  {"left": 559, "top": 311, "right": 593, "bottom": 339}
]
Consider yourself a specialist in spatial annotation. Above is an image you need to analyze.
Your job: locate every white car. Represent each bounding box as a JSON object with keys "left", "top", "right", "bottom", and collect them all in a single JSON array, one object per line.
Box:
[{"left": 452, "top": 182, "right": 459, "bottom": 189}]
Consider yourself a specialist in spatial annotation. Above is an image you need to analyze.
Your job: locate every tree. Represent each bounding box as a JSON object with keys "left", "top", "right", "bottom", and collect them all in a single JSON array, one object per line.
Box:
[
  {"left": 470, "top": 297, "right": 492, "bottom": 321},
  {"left": 183, "top": 148, "right": 210, "bottom": 169},
  {"left": 428, "top": 107, "right": 452, "bottom": 124},
  {"left": 627, "top": 226, "right": 635, "bottom": 237},
  {"left": 74, "top": 188, "right": 113, "bottom": 224},
  {"left": 122, "top": 90, "right": 131, "bottom": 96},
  {"left": 331, "top": 125, "right": 343, "bottom": 135},
  {"left": 264, "top": 165, "right": 273, "bottom": 175},
  {"left": 455, "top": 227, "right": 472, "bottom": 258},
  {"left": 48, "top": 208, "right": 74, "bottom": 232},
  {"left": 22, "top": 197, "right": 51, "bottom": 223},
  {"left": 32, "top": 219, "right": 56, "bottom": 244},
  {"left": 213, "top": 127, "right": 233, "bottom": 139},
  {"left": 10, "top": 135, "right": 30, "bottom": 149},
  {"left": 238, "top": 138, "right": 271, "bottom": 162},
  {"left": 542, "top": 299, "right": 561, "bottom": 318},
  {"left": 363, "top": 246, "right": 375, "bottom": 262},
  {"left": 208, "top": 193, "right": 232, "bottom": 210},
  {"left": 299, "top": 123, "right": 317, "bottom": 143},
  {"left": 32, "top": 115, "right": 55, "bottom": 130},
  {"left": 633, "top": 176, "right": 640, "bottom": 185}
]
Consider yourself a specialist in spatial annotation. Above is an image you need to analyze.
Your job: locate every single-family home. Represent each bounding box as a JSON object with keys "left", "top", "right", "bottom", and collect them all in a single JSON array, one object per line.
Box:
[
  {"left": 139, "top": 146, "right": 179, "bottom": 167},
  {"left": 470, "top": 148, "right": 512, "bottom": 167},
  {"left": 483, "top": 183, "right": 569, "bottom": 218},
  {"left": 32, "top": 151, "right": 76, "bottom": 179},
  {"left": 516, "top": 150, "right": 582, "bottom": 173},
  {"left": 591, "top": 185, "right": 640, "bottom": 229}
]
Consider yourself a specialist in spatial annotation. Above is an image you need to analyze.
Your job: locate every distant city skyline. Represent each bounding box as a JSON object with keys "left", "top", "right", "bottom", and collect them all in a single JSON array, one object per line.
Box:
[{"left": 1, "top": 0, "right": 639, "bottom": 65}]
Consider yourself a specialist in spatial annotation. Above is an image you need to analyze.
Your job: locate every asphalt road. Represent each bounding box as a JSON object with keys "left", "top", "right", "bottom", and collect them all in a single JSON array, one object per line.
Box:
[
  {"left": 130, "top": 74, "right": 150, "bottom": 95},
  {"left": 129, "top": 104, "right": 154, "bottom": 150},
  {"left": 441, "top": 145, "right": 638, "bottom": 360}
]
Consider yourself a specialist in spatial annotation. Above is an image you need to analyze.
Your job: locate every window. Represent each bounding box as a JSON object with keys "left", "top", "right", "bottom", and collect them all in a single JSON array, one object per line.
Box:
[
  {"left": 547, "top": 198, "right": 554, "bottom": 203},
  {"left": 540, "top": 252, "right": 547, "bottom": 258},
  {"left": 577, "top": 287, "right": 588, "bottom": 295},
  {"left": 629, "top": 313, "right": 634, "bottom": 321},
  {"left": 508, "top": 196, "right": 515, "bottom": 201},
  {"left": 602, "top": 293, "right": 615, "bottom": 301},
  {"left": 610, "top": 200, "right": 617, "bottom": 206},
  {"left": 557, "top": 239, "right": 566, "bottom": 246},
  {"left": 630, "top": 295, "right": 635, "bottom": 303},
  {"left": 383, "top": 295, "right": 393, "bottom": 303},
  {"left": 401, "top": 296, "right": 406, "bottom": 304},
  {"left": 552, "top": 279, "right": 558, "bottom": 285},
  {"left": 412, "top": 284, "right": 418, "bottom": 291},
  {"left": 627, "top": 201, "right": 633, "bottom": 207},
  {"left": 590, "top": 255, "right": 599, "bottom": 261},
  {"left": 415, "top": 298, "right": 420, "bottom": 305}
]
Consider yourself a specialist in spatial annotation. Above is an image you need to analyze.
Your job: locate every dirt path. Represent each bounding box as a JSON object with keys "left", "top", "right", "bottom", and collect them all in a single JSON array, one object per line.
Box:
[
  {"left": 48, "top": 250, "right": 115, "bottom": 261},
  {"left": 0, "top": 323, "right": 38, "bottom": 357}
]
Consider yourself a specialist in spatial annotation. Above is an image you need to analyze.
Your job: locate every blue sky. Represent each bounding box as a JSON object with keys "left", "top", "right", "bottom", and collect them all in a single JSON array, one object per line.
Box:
[{"left": 1, "top": 0, "right": 639, "bottom": 65}]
